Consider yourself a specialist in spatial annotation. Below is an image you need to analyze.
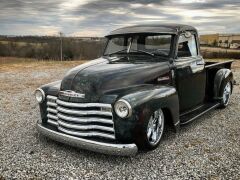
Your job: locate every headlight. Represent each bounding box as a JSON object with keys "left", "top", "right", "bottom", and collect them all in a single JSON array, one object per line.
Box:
[
  {"left": 35, "top": 88, "right": 45, "bottom": 103},
  {"left": 114, "top": 99, "right": 132, "bottom": 118}
]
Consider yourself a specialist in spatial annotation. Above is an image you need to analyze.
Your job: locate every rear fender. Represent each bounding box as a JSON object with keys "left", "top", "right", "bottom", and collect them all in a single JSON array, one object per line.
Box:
[{"left": 214, "top": 69, "right": 233, "bottom": 99}]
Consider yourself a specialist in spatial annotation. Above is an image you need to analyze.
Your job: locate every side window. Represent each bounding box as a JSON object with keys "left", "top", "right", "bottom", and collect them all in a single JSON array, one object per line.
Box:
[{"left": 177, "top": 33, "right": 198, "bottom": 58}]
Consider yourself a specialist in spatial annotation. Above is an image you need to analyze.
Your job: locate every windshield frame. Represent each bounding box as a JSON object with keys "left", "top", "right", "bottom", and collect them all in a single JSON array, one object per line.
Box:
[{"left": 103, "top": 33, "right": 175, "bottom": 59}]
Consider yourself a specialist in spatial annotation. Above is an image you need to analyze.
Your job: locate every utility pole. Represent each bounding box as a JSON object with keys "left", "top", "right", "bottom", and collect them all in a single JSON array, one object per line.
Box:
[{"left": 59, "top": 32, "right": 63, "bottom": 61}]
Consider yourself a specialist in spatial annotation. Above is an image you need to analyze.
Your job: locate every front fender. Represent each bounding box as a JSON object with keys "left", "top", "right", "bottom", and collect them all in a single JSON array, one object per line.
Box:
[
  {"left": 113, "top": 86, "right": 179, "bottom": 143},
  {"left": 214, "top": 69, "right": 233, "bottom": 99}
]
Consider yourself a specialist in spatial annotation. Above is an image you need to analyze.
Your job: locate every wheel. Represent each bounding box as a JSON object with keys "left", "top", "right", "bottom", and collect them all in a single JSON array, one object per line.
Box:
[
  {"left": 219, "top": 81, "right": 232, "bottom": 108},
  {"left": 137, "top": 108, "right": 165, "bottom": 150}
]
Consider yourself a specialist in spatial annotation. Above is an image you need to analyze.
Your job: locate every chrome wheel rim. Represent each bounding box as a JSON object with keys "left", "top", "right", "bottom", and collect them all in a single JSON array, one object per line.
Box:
[
  {"left": 147, "top": 109, "right": 164, "bottom": 146},
  {"left": 223, "top": 82, "right": 231, "bottom": 105}
]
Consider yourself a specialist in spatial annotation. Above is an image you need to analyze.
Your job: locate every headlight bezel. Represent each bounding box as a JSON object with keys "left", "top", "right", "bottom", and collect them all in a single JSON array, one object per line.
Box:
[
  {"left": 35, "top": 88, "right": 45, "bottom": 103},
  {"left": 114, "top": 99, "right": 132, "bottom": 118}
]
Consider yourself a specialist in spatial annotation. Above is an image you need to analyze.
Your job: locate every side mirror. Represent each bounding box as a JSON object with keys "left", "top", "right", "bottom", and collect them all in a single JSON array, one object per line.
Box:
[
  {"left": 184, "top": 32, "right": 192, "bottom": 38},
  {"left": 196, "top": 60, "right": 205, "bottom": 65},
  {"left": 169, "top": 58, "right": 174, "bottom": 64}
]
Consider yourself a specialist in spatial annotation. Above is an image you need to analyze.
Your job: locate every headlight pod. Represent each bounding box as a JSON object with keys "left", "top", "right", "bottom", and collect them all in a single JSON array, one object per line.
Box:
[
  {"left": 35, "top": 88, "right": 45, "bottom": 103},
  {"left": 114, "top": 99, "right": 132, "bottom": 118}
]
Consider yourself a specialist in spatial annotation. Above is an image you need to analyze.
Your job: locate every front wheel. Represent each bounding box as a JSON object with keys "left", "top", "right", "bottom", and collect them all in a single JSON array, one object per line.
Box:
[
  {"left": 137, "top": 108, "right": 165, "bottom": 150},
  {"left": 219, "top": 81, "right": 232, "bottom": 108}
]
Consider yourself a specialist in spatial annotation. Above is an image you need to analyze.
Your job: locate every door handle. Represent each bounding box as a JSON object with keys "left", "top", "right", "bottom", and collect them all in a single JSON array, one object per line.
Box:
[{"left": 196, "top": 60, "right": 205, "bottom": 65}]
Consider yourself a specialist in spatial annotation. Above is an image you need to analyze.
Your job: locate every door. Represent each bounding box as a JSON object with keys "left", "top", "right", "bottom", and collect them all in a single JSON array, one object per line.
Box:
[{"left": 174, "top": 32, "right": 206, "bottom": 113}]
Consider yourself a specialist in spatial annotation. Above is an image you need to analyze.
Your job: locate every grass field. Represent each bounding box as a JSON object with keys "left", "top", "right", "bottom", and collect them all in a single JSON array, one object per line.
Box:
[
  {"left": 0, "top": 57, "right": 86, "bottom": 72},
  {"left": 201, "top": 47, "right": 240, "bottom": 53}
]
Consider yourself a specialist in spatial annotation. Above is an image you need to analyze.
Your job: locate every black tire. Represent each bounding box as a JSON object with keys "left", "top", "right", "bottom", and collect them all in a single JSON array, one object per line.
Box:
[
  {"left": 136, "top": 108, "right": 165, "bottom": 150},
  {"left": 219, "top": 80, "right": 232, "bottom": 108}
]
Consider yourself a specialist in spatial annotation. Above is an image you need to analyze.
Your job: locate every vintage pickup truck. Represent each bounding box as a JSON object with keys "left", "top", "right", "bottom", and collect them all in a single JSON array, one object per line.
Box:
[{"left": 35, "top": 24, "right": 234, "bottom": 156}]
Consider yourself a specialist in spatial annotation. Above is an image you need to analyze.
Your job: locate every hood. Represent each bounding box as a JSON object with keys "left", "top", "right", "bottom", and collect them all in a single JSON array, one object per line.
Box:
[{"left": 60, "top": 56, "right": 170, "bottom": 102}]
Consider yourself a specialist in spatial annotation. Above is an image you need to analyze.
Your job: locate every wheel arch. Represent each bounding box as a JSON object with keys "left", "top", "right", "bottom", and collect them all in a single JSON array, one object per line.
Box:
[
  {"left": 162, "top": 107, "right": 179, "bottom": 132},
  {"left": 213, "top": 68, "right": 234, "bottom": 99}
]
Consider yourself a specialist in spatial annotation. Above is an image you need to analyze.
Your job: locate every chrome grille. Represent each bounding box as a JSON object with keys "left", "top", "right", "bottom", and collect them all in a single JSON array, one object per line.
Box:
[{"left": 46, "top": 95, "right": 115, "bottom": 140}]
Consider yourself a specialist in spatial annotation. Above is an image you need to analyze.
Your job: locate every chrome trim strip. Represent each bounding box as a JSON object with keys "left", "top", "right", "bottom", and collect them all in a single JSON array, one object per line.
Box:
[
  {"left": 47, "top": 114, "right": 58, "bottom": 120},
  {"left": 174, "top": 121, "right": 180, "bottom": 126},
  {"left": 37, "top": 124, "right": 138, "bottom": 156},
  {"left": 47, "top": 119, "right": 58, "bottom": 126},
  {"left": 58, "top": 126, "right": 115, "bottom": 139},
  {"left": 58, "top": 120, "right": 114, "bottom": 132},
  {"left": 47, "top": 107, "right": 58, "bottom": 114},
  {"left": 47, "top": 102, "right": 57, "bottom": 107},
  {"left": 56, "top": 99, "right": 112, "bottom": 108},
  {"left": 47, "top": 95, "right": 57, "bottom": 100},
  {"left": 58, "top": 113, "right": 113, "bottom": 124},
  {"left": 57, "top": 106, "right": 112, "bottom": 116}
]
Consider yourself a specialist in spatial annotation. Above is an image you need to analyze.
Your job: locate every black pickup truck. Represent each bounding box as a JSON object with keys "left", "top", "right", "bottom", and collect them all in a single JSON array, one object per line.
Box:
[{"left": 35, "top": 24, "right": 234, "bottom": 156}]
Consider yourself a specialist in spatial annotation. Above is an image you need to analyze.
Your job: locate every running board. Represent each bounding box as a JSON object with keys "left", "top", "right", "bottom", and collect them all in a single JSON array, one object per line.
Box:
[{"left": 180, "top": 102, "right": 220, "bottom": 125}]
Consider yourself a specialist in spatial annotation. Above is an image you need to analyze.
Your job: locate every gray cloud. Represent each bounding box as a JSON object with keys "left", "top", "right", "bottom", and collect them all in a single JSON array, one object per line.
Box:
[{"left": 0, "top": 0, "right": 239, "bottom": 36}]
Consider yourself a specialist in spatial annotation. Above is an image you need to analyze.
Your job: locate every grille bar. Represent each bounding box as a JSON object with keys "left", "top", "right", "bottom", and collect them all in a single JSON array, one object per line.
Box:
[
  {"left": 57, "top": 99, "right": 112, "bottom": 108},
  {"left": 47, "top": 95, "right": 57, "bottom": 100},
  {"left": 57, "top": 106, "right": 112, "bottom": 116},
  {"left": 47, "top": 114, "right": 58, "bottom": 120},
  {"left": 47, "top": 102, "right": 57, "bottom": 107},
  {"left": 58, "top": 126, "right": 115, "bottom": 140},
  {"left": 58, "top": 113, "right": 113, "bottom": 125},
  {"left": 47, "top": 107, "right": 58, "bottom": 114},
  {"left": 48, "top": 119, "right": 58, "bottom": 126},
  {"left": 46, "top": 95, "right": 115, "bottom": 140},
  {"left": 58, "top": 120, "right": 114, "bottom": 132}
]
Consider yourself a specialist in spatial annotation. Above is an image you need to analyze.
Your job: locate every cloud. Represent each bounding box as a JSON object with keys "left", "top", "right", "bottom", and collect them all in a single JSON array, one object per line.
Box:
[{"left": 0, "top": 0, "right": 239, "bottom": 36}]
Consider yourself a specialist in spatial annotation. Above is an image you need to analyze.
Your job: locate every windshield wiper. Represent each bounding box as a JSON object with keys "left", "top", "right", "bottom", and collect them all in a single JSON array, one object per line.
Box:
[
  {"left": 106, "top": 49, "right": 155, "bottom": 57},
  {"left": 131, "top": 49, "right": 155, "bottom": 57},
  {"left": 106, "top": 49, "right": 128, "bottom": 56}
]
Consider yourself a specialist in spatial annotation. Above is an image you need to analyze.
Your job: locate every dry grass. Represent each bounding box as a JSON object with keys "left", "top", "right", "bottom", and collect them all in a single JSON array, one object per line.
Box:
[
  {"left": 0, "top": 57, "right": 87, "bottom": 72},
  {"left": 206, "top": 59, "right": 240, "bottom": 69},
  {"left": 201, "top": 47, "right": 240, "bottom": 53},
  {"left": 0, "top": 58, "right": 87, "bottom": 97}
]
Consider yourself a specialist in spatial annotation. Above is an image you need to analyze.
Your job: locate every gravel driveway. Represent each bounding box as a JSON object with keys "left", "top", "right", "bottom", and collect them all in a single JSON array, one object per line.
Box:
[{"left": 0, "top": 60, "right": 239, "bottom": 179}]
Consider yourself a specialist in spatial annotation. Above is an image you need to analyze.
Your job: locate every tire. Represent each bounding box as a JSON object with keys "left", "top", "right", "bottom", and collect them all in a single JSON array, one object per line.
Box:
[
  {"left": 137, "top": 108, "right": 165, "bottom": 150},
  {"left": 219, "top": 80, "right": 232, "bottom": 108}
]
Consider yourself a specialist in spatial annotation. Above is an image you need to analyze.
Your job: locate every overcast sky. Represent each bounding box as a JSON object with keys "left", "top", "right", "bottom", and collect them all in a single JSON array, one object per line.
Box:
[{"left": 0, "top": 0, "right": 239, "bottom": 36}]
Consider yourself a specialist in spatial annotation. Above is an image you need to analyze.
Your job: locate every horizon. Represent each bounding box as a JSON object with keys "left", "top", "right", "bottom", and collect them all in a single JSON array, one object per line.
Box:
[
  {"left": 1, "top": 32, "right": 240, "bottom": 38},
  {"left": 0, "top": 0, "right": 239, "bottom": 36}
]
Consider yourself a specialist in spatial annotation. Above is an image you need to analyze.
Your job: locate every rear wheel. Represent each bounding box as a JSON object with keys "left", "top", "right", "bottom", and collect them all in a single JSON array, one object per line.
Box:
[{"left": 219, "top": 81, "right": 232, "bottom": 108}]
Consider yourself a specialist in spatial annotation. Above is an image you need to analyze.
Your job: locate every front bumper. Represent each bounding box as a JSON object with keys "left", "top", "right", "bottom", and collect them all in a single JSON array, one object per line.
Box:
[{"left": 37, "top": 123, "right": 138, "bottom": 156}]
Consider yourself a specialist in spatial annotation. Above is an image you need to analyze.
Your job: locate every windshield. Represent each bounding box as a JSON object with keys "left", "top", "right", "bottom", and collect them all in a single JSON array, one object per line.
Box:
[{"left": 104, "top": 34, "right": 172, "bottom": 57}]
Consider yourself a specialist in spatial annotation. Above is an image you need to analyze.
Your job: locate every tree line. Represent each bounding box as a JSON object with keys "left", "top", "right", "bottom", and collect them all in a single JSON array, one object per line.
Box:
[{"left": 0, "top": 36, "right": 106, "bottom": 60}]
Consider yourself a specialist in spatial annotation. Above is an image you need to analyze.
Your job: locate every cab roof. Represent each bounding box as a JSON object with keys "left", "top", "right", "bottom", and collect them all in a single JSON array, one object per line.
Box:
[{"left": 106, "top": 24, "right": 197, "bottom": 36}]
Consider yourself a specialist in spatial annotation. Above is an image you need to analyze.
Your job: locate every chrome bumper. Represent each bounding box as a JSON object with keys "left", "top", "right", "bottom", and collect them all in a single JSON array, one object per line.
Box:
[{"left": 37, "top": 123, "right": 138, "bottom": 156}]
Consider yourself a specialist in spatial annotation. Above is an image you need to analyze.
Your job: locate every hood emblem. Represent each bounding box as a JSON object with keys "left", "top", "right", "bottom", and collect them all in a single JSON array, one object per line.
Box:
[{"left": 59, "top": 90, "right": 85, "bottom": 98}]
